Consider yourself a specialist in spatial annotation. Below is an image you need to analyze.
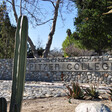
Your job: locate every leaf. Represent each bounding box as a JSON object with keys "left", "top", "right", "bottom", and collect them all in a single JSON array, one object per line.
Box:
[
  {"left": 85, "top": 85, "right": 99, "bottom": 99},
  {"left": 66, "top": 85, "right": 73, "bottom": 97},
  {"left": 103, "top": 9, "right": 112, "bottom": 15},
  {"left": 107, "top": 6, "right": 112, "bottom": 9}
]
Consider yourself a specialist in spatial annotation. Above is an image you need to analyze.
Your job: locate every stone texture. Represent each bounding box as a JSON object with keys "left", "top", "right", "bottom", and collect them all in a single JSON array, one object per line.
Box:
[
  {"left": 75, "top": 103, "right": 111, "bottom": 112},
  {"left": 0, "top": 80, "right": 112, "bottom": 102},
  {"left": 0, "top": 56, "right": 112, "bottom": 84}
]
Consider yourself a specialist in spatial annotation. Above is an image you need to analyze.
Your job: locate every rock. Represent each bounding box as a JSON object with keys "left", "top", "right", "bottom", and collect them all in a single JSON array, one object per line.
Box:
[
  {"left": 75, "top": 103, "right": 111, "bottom": 112},
  {"left": 54, "top": 92, "right": 61, "bottom": 97},
  {"left": 45, "top": 94, "right": 52, "bottom": 97}
]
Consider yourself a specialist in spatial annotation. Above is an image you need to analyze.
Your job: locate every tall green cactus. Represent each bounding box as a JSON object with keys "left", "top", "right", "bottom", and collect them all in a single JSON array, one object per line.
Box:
[
  {"left": 9, "top": 16, "right": 28, "bottom": 112},
  {"left": 0, "top": 97, "right": 7, "bottom": 112}
]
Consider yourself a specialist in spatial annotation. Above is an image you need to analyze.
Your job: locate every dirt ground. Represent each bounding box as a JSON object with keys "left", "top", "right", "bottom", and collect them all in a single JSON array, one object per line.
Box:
[{"left": 7, "top": 97, "right": 112, "bottom": 112}]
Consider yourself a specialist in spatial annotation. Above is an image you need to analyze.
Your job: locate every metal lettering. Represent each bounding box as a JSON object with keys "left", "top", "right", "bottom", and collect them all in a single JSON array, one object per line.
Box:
[
  {"left": 49, "top": 64, "right": 53, "bottom": 71},
  {"left": 28, "top": 58, "right": 112, "bottom": 72},
  {"left": 67, "top": 64, "right": 72, "bottom": 70},
  {"left": 102, "top": 63, "right": 109, "bottom": 70},
  {"left": 55, "top": 64, "right": 60, "bottom": 70},
  {"left": 95, "top": 63, "right": 100, "bottom": 70},
  {"left": 74, "top": 63, "right": 80, "bottom": 70}
]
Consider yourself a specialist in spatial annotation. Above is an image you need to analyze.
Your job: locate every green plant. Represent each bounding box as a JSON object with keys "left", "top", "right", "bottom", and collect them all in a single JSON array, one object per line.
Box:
[
  {"left": 0, "top": 15, "right": 28, "bottom": 112},
  {"left": 85, "top": 85, "right": 99, "bottom": 99},
  {"left": 66, "top": 82, "right": 84, "bottom": 102},
  {"left": 9, "top": 15, "right": 28, "bottom": 112},
  {"left": 0, "top": 97, "right": 7, "bottom": 112},
  {"left": 73, "top": 0, "right": 112, "bottom": 55}
]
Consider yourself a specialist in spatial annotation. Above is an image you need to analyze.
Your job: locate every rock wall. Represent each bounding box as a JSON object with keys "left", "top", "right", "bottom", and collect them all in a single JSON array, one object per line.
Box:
[{"left": 0, "top": 56, "right": 112, "bottom": 84}]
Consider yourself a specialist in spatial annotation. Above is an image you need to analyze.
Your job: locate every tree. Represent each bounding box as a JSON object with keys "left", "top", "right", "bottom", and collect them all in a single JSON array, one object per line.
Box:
[
  {"left": 6, "top": 0, "right": 74, "bottom": 58},
  {"left": 62, "top": 35, "right": 76, "bottom": 56},
  {"left": 66, "top": 29, "right": 72, "bottom": 37},
  {"left": 27, "top": 43, "right": 44, "bottom": 58},
  {"left": 0, "top": 2, "right": 16, "bottom": 58},
  {"left": 73, "top": 0, "right": 112, "bottom": 55},
  {"left": 27, "top": 37, "right": 44, "bottom": 58},
  {"left": 42, "top": 0, "right": 60, "bottom": 57},
  {"left": 62, "top": 29, "right": 84, "bottom": 57}
]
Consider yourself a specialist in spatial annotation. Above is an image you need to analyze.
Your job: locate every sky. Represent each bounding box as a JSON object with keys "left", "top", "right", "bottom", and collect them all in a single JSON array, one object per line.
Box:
[
  {"left": 7, "top": 0, "right": 77, "bottom": 50},
  {"left": 29, "top": 10, "right": 77, "bottom": 50}
]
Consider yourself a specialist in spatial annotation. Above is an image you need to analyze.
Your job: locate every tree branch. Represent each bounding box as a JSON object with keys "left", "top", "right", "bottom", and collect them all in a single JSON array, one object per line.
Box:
[
  {"left": 6, "top": 0, "right": 53, "bottom": 26},
  {"left": 50, "top": 1, "right": 56, "bottom": 8},
  {"left": 12, "top": 0, "right": 18, "bottom": 23},
  {"left": 6, "top": 0, "right": 39, "bottom": 58},
  {"left": 42, "top": 0, "right": 56, "bottom": 8},
  {"left": 43, "top": 0, "right": 60, "bottom": 58},
  {"left": 21, "top": 6, "right": 54, "bottom": 25},
  {"left": 20, "top": 0, "right": 22, "bottom": 16}
]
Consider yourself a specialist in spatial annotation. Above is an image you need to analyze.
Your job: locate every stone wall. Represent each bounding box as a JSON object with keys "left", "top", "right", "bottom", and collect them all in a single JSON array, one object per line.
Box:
[{"left": 0, "top": 56, "right": 112, "bottom": 84}]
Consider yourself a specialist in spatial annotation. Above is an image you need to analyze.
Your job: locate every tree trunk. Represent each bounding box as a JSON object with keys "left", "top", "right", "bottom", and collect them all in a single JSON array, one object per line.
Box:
[
  {"left": 12, "top": 0, "right": 39, "bottom": 58},
  {"left": 43, "top": 0, "right": 60, "bottom": 58},
  {"left": 28, "top": 36, "right": 39, "bottom": 58}
]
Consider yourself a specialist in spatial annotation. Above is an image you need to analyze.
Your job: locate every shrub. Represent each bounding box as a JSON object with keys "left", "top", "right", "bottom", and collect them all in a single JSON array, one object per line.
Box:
[
  {"left": 66, "top": 82, "right": 84, "bottom": 101},
  {"left": 84, "top": 85, "right": 99, "bottom": 99}
]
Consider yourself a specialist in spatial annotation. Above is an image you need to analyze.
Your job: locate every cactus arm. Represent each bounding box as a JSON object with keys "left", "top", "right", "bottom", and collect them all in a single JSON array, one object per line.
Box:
[
  {"left": 0, "top": 97, "right": 7, "bottom": 112},
  {"left": 9, "top": 16, "right": 28, "bottom": 112},
  {"left": 15, "top": 16, "right": 28, "bottom": 112}
]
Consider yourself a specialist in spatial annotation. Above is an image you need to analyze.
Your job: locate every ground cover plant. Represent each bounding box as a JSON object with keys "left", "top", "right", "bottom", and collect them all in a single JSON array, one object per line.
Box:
[
  {"left": 65, "top": 82, "right": 104, "bottom": 103},
  {"left": 65, "top": 82, "right": 84, "bottom": 103},
  {"left": 84, "top": 84, "right": 100, "bottom": 99}
]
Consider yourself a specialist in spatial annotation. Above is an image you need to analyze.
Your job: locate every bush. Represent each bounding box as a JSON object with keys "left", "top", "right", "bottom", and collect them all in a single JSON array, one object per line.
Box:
[
  {"left": 66, "top": 82, "right": 84, "bottom": 101},
  {"left": 64, "top": 44, "right": 93, "bottom": 57},
  {"left": 84, "top": 85, "right": 99, "bottom": 99}
]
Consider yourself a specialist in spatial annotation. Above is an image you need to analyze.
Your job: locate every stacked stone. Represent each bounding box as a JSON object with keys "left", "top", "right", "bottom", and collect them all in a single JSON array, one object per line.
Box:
[
  {"left": 0, "top": 56, "right": 112, "bottom": 84},
  {"left": 0, "top": 81, "right": 66, "bottom": 101},
  {"left": 0, "top": 59, "right": 12, "bottom": 80},
  {"left": 0, "top": 80, "right": 111, "bottom": 102}
]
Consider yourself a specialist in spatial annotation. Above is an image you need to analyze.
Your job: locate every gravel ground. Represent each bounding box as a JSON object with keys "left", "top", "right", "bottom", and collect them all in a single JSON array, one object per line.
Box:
[
  {"left": 7, "top": 97, "right": 112, "bottom": 112},
  {"left": 0, "top": 80, "right": 112, "bottom": 112}
]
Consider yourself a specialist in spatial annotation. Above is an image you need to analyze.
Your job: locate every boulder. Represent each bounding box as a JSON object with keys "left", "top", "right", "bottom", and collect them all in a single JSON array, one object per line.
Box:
[{"left": 75, "top": 103, "right": 111, "bottom": 112}]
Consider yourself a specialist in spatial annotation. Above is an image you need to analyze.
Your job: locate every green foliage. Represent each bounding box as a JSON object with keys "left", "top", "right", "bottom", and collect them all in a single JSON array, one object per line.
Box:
[
  {"left": 65, "top": 83, "right": 101, "bottom": 102},
  {"left": 66, "top": 82, "right": 84, "bottom": 100},
  {"left": 27, "top": 43, "right": 44, "bottom": 58},
  {"left": 0, "top": 2, "right": 16, "bottom": 58},
  {"left": 62, "top": 31, "right": 93, "bottom": 57},
  {"left": 62, "top": 31, "right": 84, "bottom": 57},
  {"left": 0, "top": 97, "right": 7, "bottom": 112},
  {"left": 66, "top": 29, "right": 72, "bottom": 37},
  {"left": 85, "top": 85, "right": 99, "bottom": 99},
  {"left": 72, "top": 0, "right": 112, "bottom": 55},
  {"left": 62, "top": 35, "right": 75, "bottom": 57},
  {"left": 9, "top": 16, "right": 28, "bottom": 112}
]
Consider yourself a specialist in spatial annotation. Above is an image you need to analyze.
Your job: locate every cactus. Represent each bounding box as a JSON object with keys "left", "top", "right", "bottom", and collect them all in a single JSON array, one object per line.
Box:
[
  {"left": 0, "top": 97, "right": 7, "bottom": 112},
  {"left": 9, "top": 16, "right": 28, "bottom": 112}
]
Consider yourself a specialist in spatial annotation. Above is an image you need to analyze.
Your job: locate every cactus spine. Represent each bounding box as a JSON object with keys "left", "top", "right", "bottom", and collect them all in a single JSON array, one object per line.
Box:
[
  {"left": 0, "top": 97, "right": 7, "bottom": 112},
  {"left": 9, "top": 16, "right": 28, "bottom": 112}
]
